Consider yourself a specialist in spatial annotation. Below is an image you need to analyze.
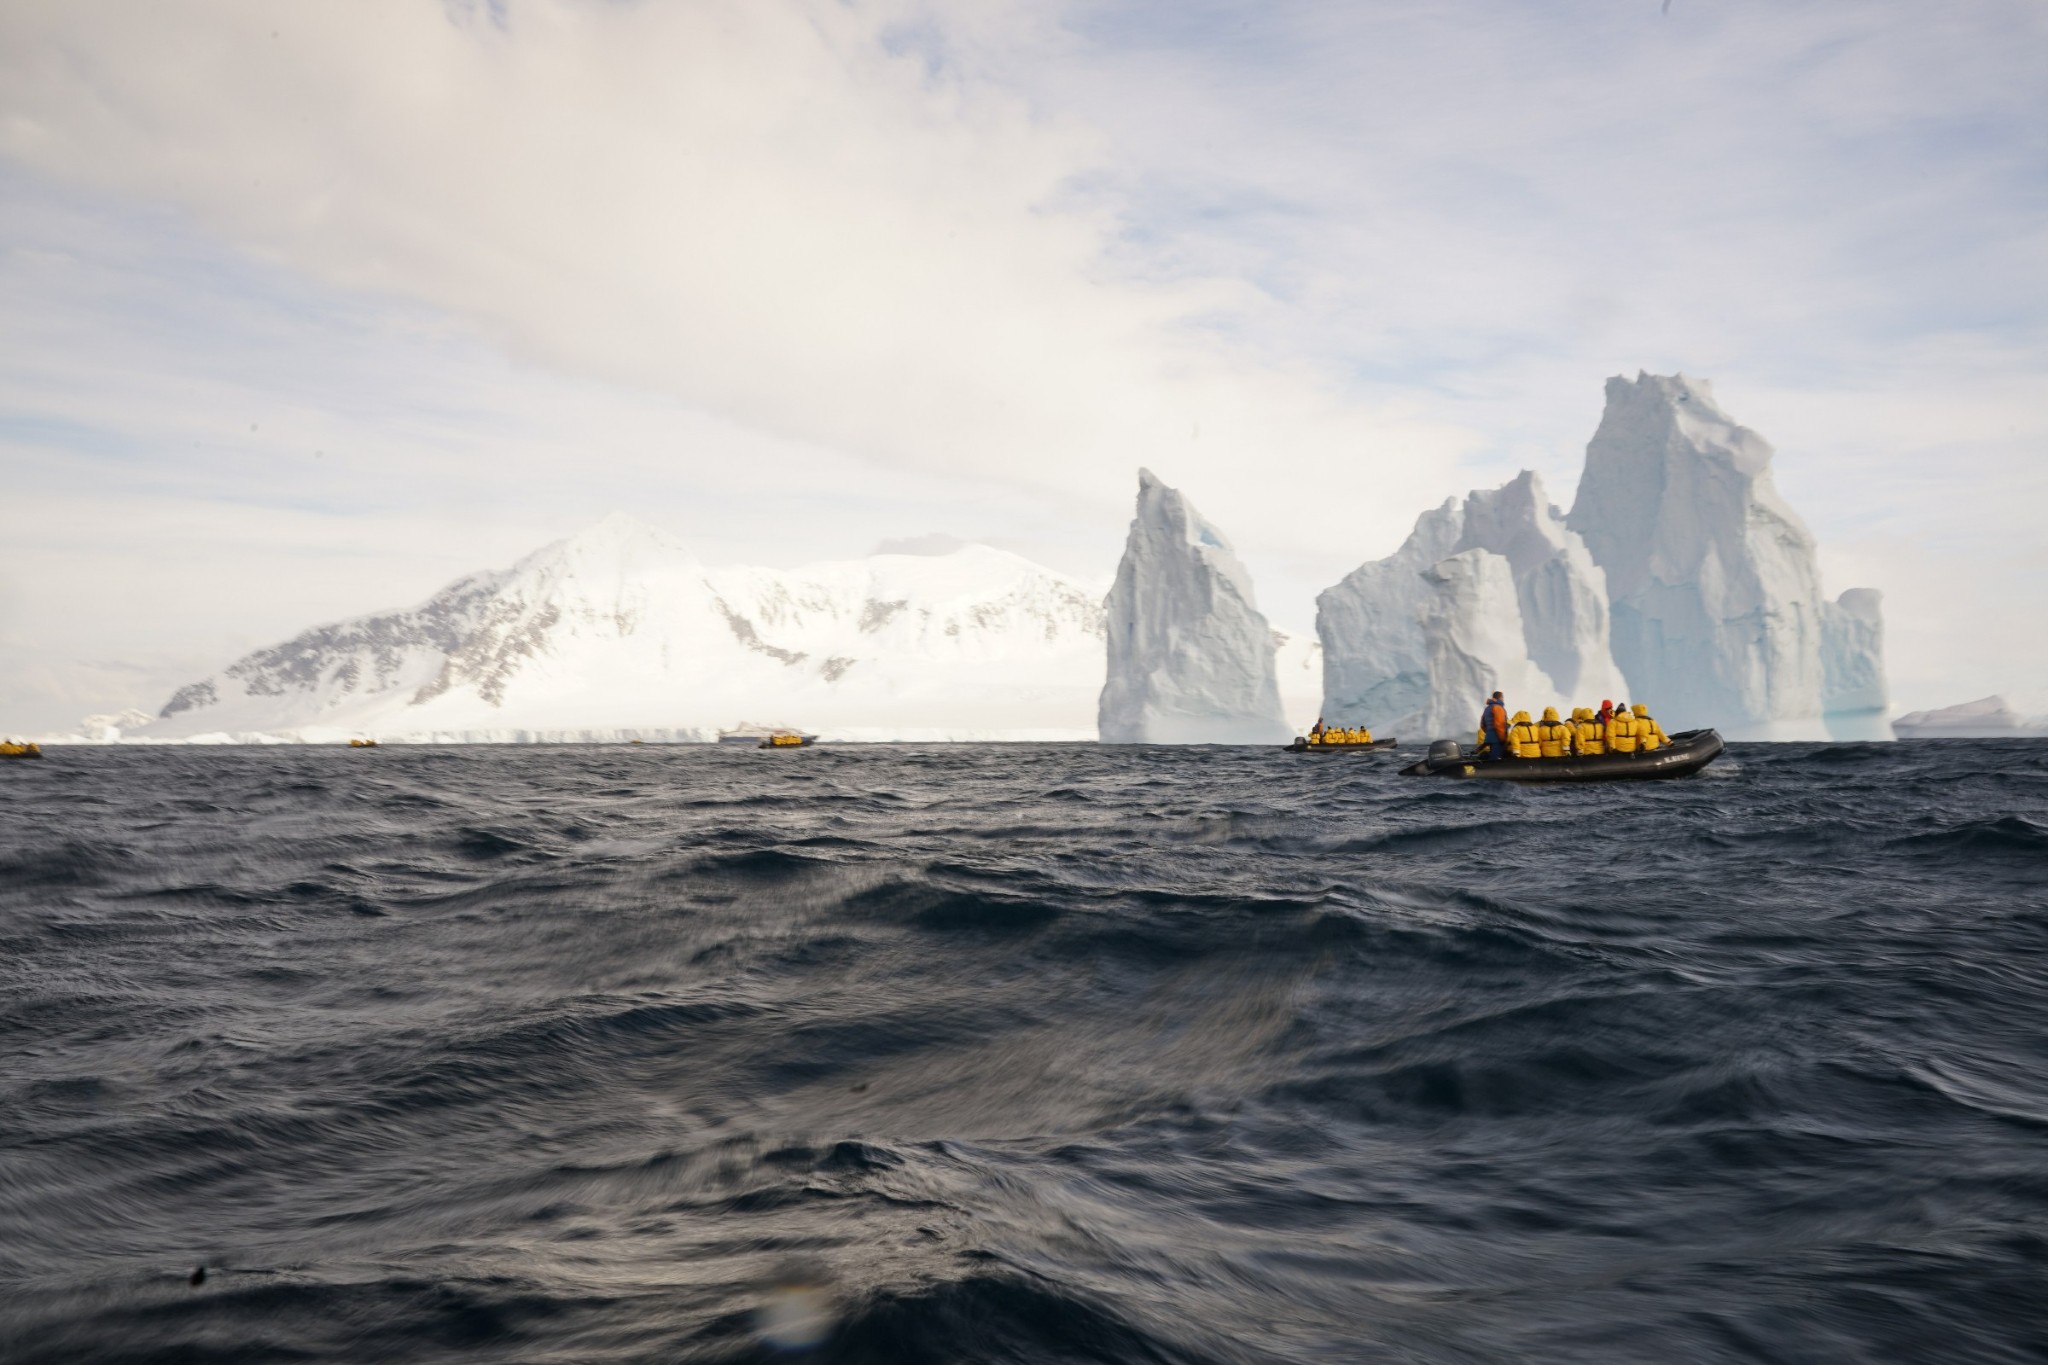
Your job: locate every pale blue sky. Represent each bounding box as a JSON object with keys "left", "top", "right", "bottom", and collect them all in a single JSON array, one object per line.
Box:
[{"left": 1, "top": 0, "right": 2043, "bottom": 728}]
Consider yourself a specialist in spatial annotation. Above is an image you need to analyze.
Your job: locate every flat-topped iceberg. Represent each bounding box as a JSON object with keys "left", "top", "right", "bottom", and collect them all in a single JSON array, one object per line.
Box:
[
  {"left": 1098, "top": 470, "right": 1290, "bottom": 744},
  {"left": 1892, "top": 696, "right": 2044, "bottom": 739}
]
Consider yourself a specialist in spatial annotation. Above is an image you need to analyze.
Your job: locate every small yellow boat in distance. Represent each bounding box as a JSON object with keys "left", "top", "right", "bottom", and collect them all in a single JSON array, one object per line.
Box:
[
  {"left": 347, "top": 738, "right": 379, "bottom": 748},
  {"left": 0, "top": 740, "right": 44, "bottom": 759},
  {"left": 758, "top": 732, "right": 816, "bottom": 749}
]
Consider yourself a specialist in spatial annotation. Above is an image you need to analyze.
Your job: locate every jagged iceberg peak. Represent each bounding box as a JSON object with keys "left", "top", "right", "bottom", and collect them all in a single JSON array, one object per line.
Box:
[
  {"left": 1315, "top": 497, "right": 1464, "bottom": 730},
  {"left": 1098, "top": 469, "right": 1290, "bottom": 744},
  {"left": 1567, "top": 371, "right": 1836, "bottom": 734},
  {"left": 1315, "top": 469, "right": 1626, "bottom": 734},
  {"left": 1415, "top": 550, "right": 1560, "bottom": 740},
  {"left": 1456, "top": 471, "right": 1628, "bottom": 701}
]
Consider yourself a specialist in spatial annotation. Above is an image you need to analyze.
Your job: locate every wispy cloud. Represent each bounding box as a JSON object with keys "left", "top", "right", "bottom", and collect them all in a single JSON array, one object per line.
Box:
[{"left": 1, "top": 0, "right": 2043, "bottom": 723}]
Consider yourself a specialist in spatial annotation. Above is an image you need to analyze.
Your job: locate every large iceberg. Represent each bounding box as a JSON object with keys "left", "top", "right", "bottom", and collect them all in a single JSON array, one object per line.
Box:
[
  {"left": 1098, "top": 469, "right": 1290, "bottom": 744},
  {"left": 1415, "top": 550, "right": 1561, "bottom": 740},
  {"left": 1316, "top": 471, "right": 1624, "bottom": 734},
  {"left": 1566, "top": 372, "right": 1869, "bottom": 738},
  {"left": 135, "top": 513, "right": 1110, "bottom": 743}
]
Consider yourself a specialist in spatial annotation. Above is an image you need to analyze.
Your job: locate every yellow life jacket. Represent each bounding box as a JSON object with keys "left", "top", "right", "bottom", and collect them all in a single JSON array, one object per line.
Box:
[
  {"left": 1355, "top": 727, "right": 1372, "bottom": 745},
  {"left": 1607, "top": 711, "right": 1638, "bottom": 753},
  {"left": 1507, "top": 712, "right": 1540, "bottom": 758},
  {"left": 1536, "top": 722, "right": 1572, "bottom": 758},
  {"left": 1341, "top": 728, "right": 1358, "bottom": 744},
  {"left": 1574, "top": 712, "right": 1605, "bottom": 755},
  {"left": 1632, "top": 707, "right": 1665, "bottom": 751}
]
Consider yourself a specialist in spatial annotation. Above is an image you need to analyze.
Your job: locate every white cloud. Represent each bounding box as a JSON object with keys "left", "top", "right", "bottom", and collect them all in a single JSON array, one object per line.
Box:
[
  {"left": 1, "top": 0, "right": 2044, "bottom": 724},
  {"left": 0, "top": 0, "right": 1471, "bottom": 533}
]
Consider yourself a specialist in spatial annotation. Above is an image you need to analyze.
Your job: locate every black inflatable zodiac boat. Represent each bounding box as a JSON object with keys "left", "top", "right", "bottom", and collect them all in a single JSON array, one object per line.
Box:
[
  {"left": 1399, "top": 728, "right": 1724, "bottom": 782},
  {"left": 1283, "top": 737, "right": 1398, "bottom": 753}
]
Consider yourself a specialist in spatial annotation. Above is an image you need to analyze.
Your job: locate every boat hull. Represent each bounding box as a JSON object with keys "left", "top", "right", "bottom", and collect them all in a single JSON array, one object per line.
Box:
[
  {"left": 1283, "top": 738, "right": 1398, "bottom": 752},
  {"left": 1399, "top": 729, "right": 1724, "bottom": 782}
]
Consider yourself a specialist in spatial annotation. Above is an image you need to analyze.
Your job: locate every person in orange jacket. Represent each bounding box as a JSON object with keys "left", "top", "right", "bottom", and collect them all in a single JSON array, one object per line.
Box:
[{"left": 1477, "top": 691, "right": 1510, "bottom": 760}]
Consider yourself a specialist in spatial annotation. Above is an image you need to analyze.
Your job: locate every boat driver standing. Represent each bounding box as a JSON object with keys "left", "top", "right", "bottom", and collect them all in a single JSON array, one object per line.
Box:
[{"left": 1477, "top": 691, "right": 1510, "bottom": 760}]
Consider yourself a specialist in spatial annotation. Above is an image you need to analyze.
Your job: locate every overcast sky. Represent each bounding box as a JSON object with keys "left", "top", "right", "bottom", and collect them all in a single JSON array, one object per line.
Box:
[{"left": 3, "top": 0, "right": 2044, "bottom": 729}]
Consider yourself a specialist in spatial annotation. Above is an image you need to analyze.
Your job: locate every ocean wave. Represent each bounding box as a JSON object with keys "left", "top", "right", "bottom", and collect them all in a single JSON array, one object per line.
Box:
[{"left": 3, "top": 740, "right": 2046, "bottom": 1363}]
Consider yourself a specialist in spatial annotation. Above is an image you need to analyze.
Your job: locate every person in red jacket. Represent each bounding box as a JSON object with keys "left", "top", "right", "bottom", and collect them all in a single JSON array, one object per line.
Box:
[
  {"left": 1597, "top": 698, "right": 1615, "bottom": 726},
  {"left": 1477, "top": 691, "right": 1510, "bottom": 760}
]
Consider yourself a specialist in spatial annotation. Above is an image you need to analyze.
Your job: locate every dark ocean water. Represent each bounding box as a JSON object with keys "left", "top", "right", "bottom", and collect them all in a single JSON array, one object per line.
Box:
[{"left": 3, "top": 741, "right": 2047, "bottom": 1365}]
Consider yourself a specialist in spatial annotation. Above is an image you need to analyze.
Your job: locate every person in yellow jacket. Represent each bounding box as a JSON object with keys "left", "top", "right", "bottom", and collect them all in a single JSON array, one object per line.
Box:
[
  {"left": 1607, "top": 703, "right": 1639, "bottom": 754},
  {"left": 1573, "top": 707, "right": 1606, "bottom": 756},
  {"left": 1631, "top": 704, "right": 1665, "bottom": 751},
  {"left": 1535, "top": 706, "right": 1574, "bottom": 757},
  {"left": 1507, "top": 710, "right": 1541, "bottom": 758}
]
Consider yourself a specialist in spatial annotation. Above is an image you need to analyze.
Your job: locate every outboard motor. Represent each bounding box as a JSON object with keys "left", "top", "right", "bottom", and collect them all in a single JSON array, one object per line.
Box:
[{"left": 1425, "top": 739, "right": 1462, "bottom": 768}]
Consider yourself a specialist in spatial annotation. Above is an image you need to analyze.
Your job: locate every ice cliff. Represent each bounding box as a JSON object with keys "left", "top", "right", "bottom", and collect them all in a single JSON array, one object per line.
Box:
[
  {"left": 1567, "top": 373, "right": 1853, "bottom": 737},
  {"left": 1098, "top": 470, "right": 1290, "bottom": 744},
  {"left": 1415, "top": 551, "right": 1559, "bottom": 740},
  {"left": 1459, "top": 472, "right": 1630, "bottom": 702},
  {"left": 1315, "top": 499, "right": 1463, "bottom": 732},
  {"left": 1316, "top": 472, "right": 1622, "bottom": 734},
  {"left": 1820, "top": 587, "right": 1888, "bottom": 738},
  {"left": 137, "top": 513, "right": 1110, "bottom": 743}
]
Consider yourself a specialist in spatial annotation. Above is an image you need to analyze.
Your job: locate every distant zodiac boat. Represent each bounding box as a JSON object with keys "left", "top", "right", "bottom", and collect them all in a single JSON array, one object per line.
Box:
[
  {"left": 0, "top": 740, "right": 44, "bottom": 759},
  {"left": 1400, "top": 729, "right": 1725, "bottom": 782},
  {"left": 1283, "top": 736, "right": 1397, "bottom": 752}
]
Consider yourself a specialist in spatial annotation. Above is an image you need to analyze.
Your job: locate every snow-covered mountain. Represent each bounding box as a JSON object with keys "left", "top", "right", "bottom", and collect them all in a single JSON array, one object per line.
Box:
[
  {"left": 1098, "top": 469, "right": 1291, "bottom": 744},
  {"left": 134, "top": 515, "right": 1111, "bottom": 742}
]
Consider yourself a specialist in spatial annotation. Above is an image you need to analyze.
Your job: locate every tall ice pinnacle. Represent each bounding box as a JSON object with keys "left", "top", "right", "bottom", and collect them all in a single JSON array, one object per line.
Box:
[
  {"left": 1567, "top": 372, "right": 1842, "bottom": 736},
  {"left": 1098, "top": 469, "right": 1290, "bottom": 743}
]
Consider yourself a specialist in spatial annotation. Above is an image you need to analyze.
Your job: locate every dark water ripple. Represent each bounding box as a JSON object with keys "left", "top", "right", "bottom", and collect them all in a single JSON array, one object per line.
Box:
[{"left": 3, "top": 740, "right": 2047, "bottom": 1363}]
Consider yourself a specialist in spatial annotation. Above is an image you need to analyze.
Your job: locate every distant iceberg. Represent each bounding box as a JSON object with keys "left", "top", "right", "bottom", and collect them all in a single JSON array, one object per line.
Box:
[
  {"left": 1892, "top": 697, "right": 2045, "bottom": 739},
  {"left": 1098, "top": 470, "right": 1290, "bottom": 744}
]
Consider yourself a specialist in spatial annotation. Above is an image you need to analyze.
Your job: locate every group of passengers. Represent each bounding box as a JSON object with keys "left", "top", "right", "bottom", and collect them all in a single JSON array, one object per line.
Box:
[
  {"left": 1475, "top": 692, "right": 1667, "bottom": 761},
  {"left": 1304, "top": 721, "right": 1374, "bottom": 746}
]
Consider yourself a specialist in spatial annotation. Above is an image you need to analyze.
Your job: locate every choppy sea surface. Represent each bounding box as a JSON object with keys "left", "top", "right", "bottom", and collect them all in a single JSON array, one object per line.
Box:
[{"left": 3, "top": 741, "right": 2047, "bottom": 1364}]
